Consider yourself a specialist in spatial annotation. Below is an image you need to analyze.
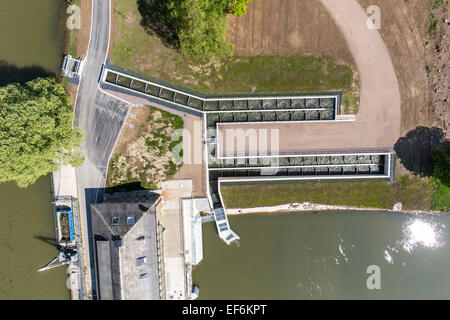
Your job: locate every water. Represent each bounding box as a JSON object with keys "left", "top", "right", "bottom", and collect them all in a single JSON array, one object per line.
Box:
[
  {"left": 194, "top": 211, "right": 450, "bottom": 299},
  {"left": 0, "top": 0, "right": 69, "bottom": 299}
]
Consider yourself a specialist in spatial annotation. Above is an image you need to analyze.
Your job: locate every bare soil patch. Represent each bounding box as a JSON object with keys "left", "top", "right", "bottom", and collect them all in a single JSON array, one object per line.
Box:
[
  {"left": 107, "top": 106, "right": 184, "bottom": 189},
  {"left": 77, "top": 0, "right": 92, "bottom": 58},
  {"left": 358, "top": 0, "right": 448, "bottom": 137},
  {"left": 228, "top": 0, "right": 356, "bottom": 68},
  {"left": 171, "top": 113, "right": 206, "bottom": 197}
]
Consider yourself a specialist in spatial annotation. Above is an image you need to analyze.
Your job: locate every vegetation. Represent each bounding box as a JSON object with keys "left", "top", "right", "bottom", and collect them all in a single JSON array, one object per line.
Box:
[
  {"left": 0, "top": 77, "right": 84, "bottom": 188},
  {"left": 114, "top": 0, "right": 359, "bottom": 113},
  {"left": 67, "top": 0, "right": 80, "bottom": 56},
  {"left": 431, "top": 145, "right": 450, "bottom": 211},
  {"left": 163, "top": 0, "right": 254, "bottom": 58},
  {"left": 222, "top": 142, "right": 450, "bottom": 212},
  {"left": 221, "top": 174, "right": 435, "bottom": 211},
  {"left": 427, "top": 0, "right": 446, "bottom": 36},
  {"left": 167, "top": 0, "right": 233, "bottom": 59},
  {"left": 107, "top": 106, "right": 184, "bottom": 190},
  {"left": 228, "top": 0, "right": 254, "bottom": 16}
]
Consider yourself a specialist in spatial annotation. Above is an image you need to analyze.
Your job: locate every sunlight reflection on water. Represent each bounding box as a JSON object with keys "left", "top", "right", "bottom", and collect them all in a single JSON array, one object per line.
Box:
[{"left": 401, "top": 216, "right": 446, "bottom": 253}]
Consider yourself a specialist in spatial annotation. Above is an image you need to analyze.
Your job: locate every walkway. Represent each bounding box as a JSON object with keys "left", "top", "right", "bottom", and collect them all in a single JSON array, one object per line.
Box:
[{"left": 73, "top": 0, "right": 130, "bottom": 299}]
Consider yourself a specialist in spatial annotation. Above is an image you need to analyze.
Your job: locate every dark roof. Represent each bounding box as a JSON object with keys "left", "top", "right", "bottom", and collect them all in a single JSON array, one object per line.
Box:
[{"left": 90, "top": 193, "right": 160, "bottom": 300}]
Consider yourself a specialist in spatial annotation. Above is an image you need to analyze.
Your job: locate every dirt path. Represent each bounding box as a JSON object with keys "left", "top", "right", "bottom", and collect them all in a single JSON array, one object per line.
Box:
[
  {"left": 219, "top": 0, "right": 401, "bottom": 154},
  {"left": 358, "top": 0, "right": 430, "bottom": 135}
]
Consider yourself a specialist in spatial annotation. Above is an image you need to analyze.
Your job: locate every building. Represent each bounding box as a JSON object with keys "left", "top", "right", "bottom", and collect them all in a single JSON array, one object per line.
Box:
[{"left": 89, "top": 191, "right": 162, "bottom": 300}]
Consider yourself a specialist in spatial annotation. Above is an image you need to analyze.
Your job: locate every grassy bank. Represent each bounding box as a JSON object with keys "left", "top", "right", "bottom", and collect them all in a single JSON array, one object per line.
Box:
[
  {"left": 110, "top": 0, "right": 359, "bottom": 114},
  {"left": 66, "top": 0, "right": 79, "bottom": 57},
  {"left": 106, "top": 106, "right": 184, "bottom": 190},
  {"left": 221, "top": 174, "right": 434, "bottom": 211}
]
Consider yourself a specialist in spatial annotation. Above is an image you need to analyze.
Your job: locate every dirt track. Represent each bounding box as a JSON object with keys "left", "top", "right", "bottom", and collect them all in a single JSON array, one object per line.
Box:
[
  {"left": 358, "top": 0, "right": 431, "bottom": 135},
  {"left": 219, "top": 0, "right": 401, "bottom": 156}
]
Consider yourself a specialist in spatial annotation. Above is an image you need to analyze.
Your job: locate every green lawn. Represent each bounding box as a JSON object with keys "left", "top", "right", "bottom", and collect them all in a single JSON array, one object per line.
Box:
[
  {"left": 111, "top": 0, "right": 359, "bottom": 113},
  {"left": 221, "top": 174, "right": 434, "bottom": 211}
]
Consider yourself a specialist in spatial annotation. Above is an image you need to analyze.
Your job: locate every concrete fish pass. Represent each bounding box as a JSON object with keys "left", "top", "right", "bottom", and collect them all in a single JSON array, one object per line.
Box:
[
  {"left": 99, "top": 64, "right": 394, "bottom": 245},
  {"left": 100, "top": 65, "right": 341, "bottom": 117}
]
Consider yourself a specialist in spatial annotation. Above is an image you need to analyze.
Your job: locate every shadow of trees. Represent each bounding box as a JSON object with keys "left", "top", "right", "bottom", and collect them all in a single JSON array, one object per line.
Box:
[
  {"left": 137, "top": 0, "right": 179, "bottom": 49},
  {"left": 0, "top": 60, "right": 53, "bottom": 87},
  {"left": 394, "top": 126, "right": 448, "bottom": 177}
]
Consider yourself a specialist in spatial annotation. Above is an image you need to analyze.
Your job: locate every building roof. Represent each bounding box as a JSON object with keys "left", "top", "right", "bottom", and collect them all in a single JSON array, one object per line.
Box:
[{"left": 90, "top": 192, "right": 161, "bottom": 300}]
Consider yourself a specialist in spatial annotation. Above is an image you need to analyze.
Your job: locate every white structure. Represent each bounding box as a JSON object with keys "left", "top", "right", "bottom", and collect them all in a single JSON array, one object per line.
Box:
[
  {"left": 182, "top": 199, "right": 205, "bottom": 266},
  {"left": 62, "top": 55, "right": 84, "bottom": 79},
  {"left": 182, "top": 198, "right": 207, "bottom": 300}
]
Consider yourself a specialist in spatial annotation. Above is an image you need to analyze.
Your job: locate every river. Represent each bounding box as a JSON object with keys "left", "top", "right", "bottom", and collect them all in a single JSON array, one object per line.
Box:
[
  {"left": 1, "top": 0, "right": 449, "bottom": 302},
  {"left": 194, "top": 211, "right": 450, "bottom": 299},
  {"left": 0, "top": 0, "right": 69, "bottom": 299}
]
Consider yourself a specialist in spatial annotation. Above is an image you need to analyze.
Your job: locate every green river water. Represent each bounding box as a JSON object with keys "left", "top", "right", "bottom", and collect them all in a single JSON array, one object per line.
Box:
[
  {"left": 0, "top": 0, "right": 69, "bottom": 299},
  {"left": 194, "top": 211, "right": 450, "bottom": 299}
]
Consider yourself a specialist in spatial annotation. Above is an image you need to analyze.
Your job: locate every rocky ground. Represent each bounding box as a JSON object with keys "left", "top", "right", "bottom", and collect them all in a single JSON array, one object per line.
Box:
[{"left": 424, "top": 1, "right": 449, "bottom": 135}]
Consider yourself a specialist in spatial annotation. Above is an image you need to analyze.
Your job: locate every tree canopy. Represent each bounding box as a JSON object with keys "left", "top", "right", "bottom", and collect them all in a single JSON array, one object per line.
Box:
[
  {"left": 168, "top": 0, "right": 232, "bottom": 59},
  {"left": 0, "top": 77, "right": 84, "bottom": 188},
  {"left": 431, "top": 145, "right": 450, "bottom": 212},
  {"left": 166, "top": 0, "right": 253, "bottom": 59}
]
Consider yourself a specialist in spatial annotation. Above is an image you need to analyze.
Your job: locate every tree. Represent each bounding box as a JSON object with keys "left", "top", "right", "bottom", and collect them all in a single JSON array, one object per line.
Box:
[
  {"left": 432, "top": 145, "right": 450, "bottom": 186},
  {"left": 0, "top": 77, "right": 85, "bottom": 188},
  {"left": 228, "top": 0, "right": 253, "bottom": 16},
  {"left": 167, "top": 0, "right": 233, "bottom": 59},
  {"left": 431, "top": 145, "right": 450, "bottom": 212}
]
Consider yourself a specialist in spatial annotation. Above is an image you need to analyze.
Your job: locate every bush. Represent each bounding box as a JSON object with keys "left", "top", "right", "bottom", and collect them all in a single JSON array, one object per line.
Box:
[
  {"left": 228, "top": 0, "right": 253, "bottom": 16},
  {"left": 431, "top": 145, "right": 450, "bottom": 211}
]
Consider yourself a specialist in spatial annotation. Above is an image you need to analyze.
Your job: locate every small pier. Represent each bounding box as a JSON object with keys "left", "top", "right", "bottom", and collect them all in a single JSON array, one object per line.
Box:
[
  {"left": 39, "top": 165, "right": 84, "bottom": 300},
  {"left": 62, "top": 55, "right": 83, "bottom": 79}
]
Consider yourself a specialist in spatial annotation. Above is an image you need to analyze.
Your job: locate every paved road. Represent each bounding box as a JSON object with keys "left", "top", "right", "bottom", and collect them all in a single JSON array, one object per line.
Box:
[
  {"left": 74, "top": 0, "right": 129, "bottom": 299},
  {"left": 218, "top": 0, "right": 401, "bottom": 155}
]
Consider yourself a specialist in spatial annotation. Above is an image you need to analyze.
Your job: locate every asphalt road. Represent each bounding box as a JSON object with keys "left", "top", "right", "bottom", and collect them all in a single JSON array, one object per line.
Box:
[{"left": 74, "top": 0, "right": 129, "bottom": 299}]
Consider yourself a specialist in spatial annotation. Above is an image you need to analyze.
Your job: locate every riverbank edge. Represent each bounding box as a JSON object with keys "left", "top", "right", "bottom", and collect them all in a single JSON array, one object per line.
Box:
[
  {"left": 64, "top": 0, "right": 92, "bottom": 109},
  {"left": 59, "top": 0, "right": 92, "bottom": 300},
  {"left": 225, "top": 202, "right": 447, "bottom": 216}
]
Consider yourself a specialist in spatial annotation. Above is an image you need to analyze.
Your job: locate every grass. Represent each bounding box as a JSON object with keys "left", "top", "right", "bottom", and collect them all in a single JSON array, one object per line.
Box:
[
  {"left": 431, "top": 0, "right": 444, "bottom": 10},
  {"left": 110, "top": 0, "right": 359, "bottom": 114},
  {"left": 427, "top": 0, "right": 446, "bottom": 36},
  {"left": 432, "top": 178, "right": 450, "bottom": 212},
  {"left": 67, "top": 0, "right": 79, "bottom": 57},
  {"left": 220, "top": 174, "right": 435, "bottom": 211},
  {"left": 106, "top": 106, "right": 184, "bottom": 190}
]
